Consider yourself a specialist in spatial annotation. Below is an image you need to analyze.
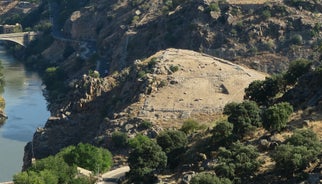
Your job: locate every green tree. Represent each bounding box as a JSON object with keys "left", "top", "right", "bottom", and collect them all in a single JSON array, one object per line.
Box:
[
  {"left": 271, "top": 129, "right": 322, "bottom": 177},
  {"left": 211, "top": 120, "right": 234, "bottom": 147},
  {"left": 223, "top": 101, "right": 262, "bottom": 137},
  {"left": 190, "top": 172, "right": 232, "bottom": 184},
  {"left": 262, "top": 102, "right": 293, "bottom": 132},
  {"left": 244, "top": 75, "right": 286, "bottom": 105},
  {"left": 13, "top": 156, "right": 77, "bottom": 184},
  {"left": 128, "top": 135, "right": 167, "bottom": 183},
  {"left": 215, "top": 142, "right": 261, "bottom": 183},
  {"left": 61, "top": 143, "right": 113, "bottom": 174},
  {"left": 284, "top": 58, "right": 312, "bottom": 85},
  {"left": 157, "top": 130, "right": 187, "bottom": 154},
  {"left": 157, "top": 130, "right": 188, "bottom": 168},
  {"left": 111, "top": 131, "right": 129, "bottom": 148}
]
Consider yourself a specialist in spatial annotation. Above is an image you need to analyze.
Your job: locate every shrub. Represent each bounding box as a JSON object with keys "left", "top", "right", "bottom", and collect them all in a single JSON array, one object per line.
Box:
[
  {"left": 88, "top": 70, "right": 100, "bottom": 78},
  {"left": 180, "top": 119, "right": 200, "bottom": 134},
  {"left": 209, "top": 2, "right": 220, "bottom": 12},
  {"left": 169, "top": 65, "right": 179, "bottom": 73},
  {"left": 112, "top": 131, "right": 128, "bottom": 148},
  {"left": 262, "top": 10, "right": 271, "bottom": 20},
  {"left": 290, "top": 34, "right": 303, "bottom": 45},
  {"left": 190, "top": 172, "right": 232, "bottom": 184},
  {"left": 139, "top": 120, "right": 153, "bottom": 130},
  {"left": 211, "top": 121, "right": 234, "bottom": 147}
]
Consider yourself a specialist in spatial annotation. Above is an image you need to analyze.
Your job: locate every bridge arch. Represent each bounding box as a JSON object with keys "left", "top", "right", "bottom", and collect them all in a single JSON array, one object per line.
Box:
[{"left": 0, "top": 32, "right": 39, "bottom": 47}]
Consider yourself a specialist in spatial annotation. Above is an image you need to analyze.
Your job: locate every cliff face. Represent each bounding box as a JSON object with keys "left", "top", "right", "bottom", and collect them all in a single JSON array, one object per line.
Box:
[{"left": 42, "top": 0, "right": 322, "bottom": 75}]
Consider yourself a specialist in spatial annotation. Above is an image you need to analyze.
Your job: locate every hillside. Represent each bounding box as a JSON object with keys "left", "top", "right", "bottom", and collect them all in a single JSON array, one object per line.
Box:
[
  {"left": 23, "top": 48, "right": 266, "bottom": 167},
  {"left": 1, "top": 0, "right": 322, "bottom": 183}
]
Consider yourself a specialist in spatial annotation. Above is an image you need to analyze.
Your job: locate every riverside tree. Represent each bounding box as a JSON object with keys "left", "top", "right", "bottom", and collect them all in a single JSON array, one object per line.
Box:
[{"left": 60, "top": 143, "right": 113, "bottom": 174}]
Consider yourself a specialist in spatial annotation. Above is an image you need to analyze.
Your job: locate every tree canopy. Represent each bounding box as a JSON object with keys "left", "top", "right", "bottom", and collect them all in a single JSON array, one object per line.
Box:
[
  {"left": 262, "top": 102, "right": 293, "bottom": 132},
  {"left": 223, "top": 101, "right": 262, "bottom": 137},
  {"left": 128, "top": 134, "right": 167, "bottom": 182},
  {"left": 190, "top": 172, "right": 232, "bottom": 184},
  {"left": 271, "top": 129, "right": 322, "bottom": 177},
  {"left": 60, "top": 143, "right": 113, "bottom": 174},
  {"left": 215, "top": 141, "right": 261, "bottom": 183}
]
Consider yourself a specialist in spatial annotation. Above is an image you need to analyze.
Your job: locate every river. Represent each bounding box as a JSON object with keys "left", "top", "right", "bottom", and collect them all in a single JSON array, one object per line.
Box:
[{"left": 0, "top": 46, "right": 50, "bottom": 182}]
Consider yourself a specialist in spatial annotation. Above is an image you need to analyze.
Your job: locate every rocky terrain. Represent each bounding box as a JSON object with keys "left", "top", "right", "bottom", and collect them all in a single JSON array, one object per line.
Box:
[
  {"left": 1, "top": 0, "right": 322, "bottom": 183},
  {"left": 23, "top": 48, "right": 266, "bottom": 169}
]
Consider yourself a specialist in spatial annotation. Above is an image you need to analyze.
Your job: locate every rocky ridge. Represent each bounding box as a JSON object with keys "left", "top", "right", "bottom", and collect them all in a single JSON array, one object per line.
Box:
[{"left": 23, "top": 48, "right": 266, "bottom": 169}]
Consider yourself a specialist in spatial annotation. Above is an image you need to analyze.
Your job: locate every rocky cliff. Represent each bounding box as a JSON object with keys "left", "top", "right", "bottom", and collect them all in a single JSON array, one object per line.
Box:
[{"left": 23, "top": 49, "right": 266, "bottom": 169}]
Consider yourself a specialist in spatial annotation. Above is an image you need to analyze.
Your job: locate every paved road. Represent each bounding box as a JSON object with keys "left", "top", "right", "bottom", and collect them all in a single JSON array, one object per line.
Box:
[{"left": 97, "top": 166, "right": 130, "bottom": 184}]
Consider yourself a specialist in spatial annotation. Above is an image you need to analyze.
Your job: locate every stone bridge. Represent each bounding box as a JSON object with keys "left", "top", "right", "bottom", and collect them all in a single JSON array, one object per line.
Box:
[{"left": 0, "top": 31, "right": 39, "bottom": 47}]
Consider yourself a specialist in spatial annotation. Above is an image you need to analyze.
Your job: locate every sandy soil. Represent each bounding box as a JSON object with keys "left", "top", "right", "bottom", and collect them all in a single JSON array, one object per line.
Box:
[{"left": 131, "top": 49, "right": 267, "bottom": 127}]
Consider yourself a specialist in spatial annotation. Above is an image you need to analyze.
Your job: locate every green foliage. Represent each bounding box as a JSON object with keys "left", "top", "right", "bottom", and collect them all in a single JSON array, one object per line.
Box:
[
  {"left": 215, "top": 142, "right": 261, "bottom": 182},
  {"left": 43, "top": 66, "right": 67, "bottom": 91},
  {"left": 180, "top": 119, "right": 201, "bottom": 134},
  {"left": 209, "top": 2, "right": 220, "bottom": 12},
  {"left": 137, "top": 70, "right": 146, "bottom": 79},
  {"left": 262, "top": 10, "right": 271, "bottom": 20},
  {"left": 88, "top": 70, "right": 100, "bottom": 78},
  {"left": 157, "top": 130, "right": 187, "bottom": 168},
  {"left": 290, "top": 34, "right": 303, "bottom": 45},
  {"left": 262, "top": 102, "right": 293, "bottom": 132},
  {"left": 112, "top": 131, "right": 129, "bottom": 148},
  {"left": 14, "top": 156, "right": 77, "bottom": 184},
  {"left": 244, "top": 75, "right": 286, "bottom": 105},
  {"left": 223, "top": 101, "right": 262, "bottom": 138},
  {"left": 128, "top": 135, "right": 167, "bottom": 182},
  {"left": 284, "top": 58, "right": 312, "bottom": 85},
  {"left": 271, "top": 129, "right": 322, "bottom": 177},
  {"left": 169, "top": 65, "right": 179, "bottom": 73},
  {"left": 34, "top": 20, "right": 52, "bottom": 33},
  {"left": 131, "top": 0, "right": 144, "bottom": 7},
  {"left": 286, "top": 129, "right": 322, "bottom": 152},
  {"left": 211, "top": 121, "right": 234, "bottom": 147},
  {"left": 190, "top": 172, "right": 232, "bottom": 184},
  {"left": 61, "top": 143, "right": 113, "bottom": 174},
  {"left": 157, "top": 130, "right": 187, "bottom": 154},
  {"left": 138, "top": 120, "right": 153, "bottom": 130}
]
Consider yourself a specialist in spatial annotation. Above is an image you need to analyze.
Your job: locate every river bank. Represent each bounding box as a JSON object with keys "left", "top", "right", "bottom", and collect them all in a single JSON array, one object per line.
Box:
[{"left": 0, "top": 46, "right": 50, "bottom": 182}]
